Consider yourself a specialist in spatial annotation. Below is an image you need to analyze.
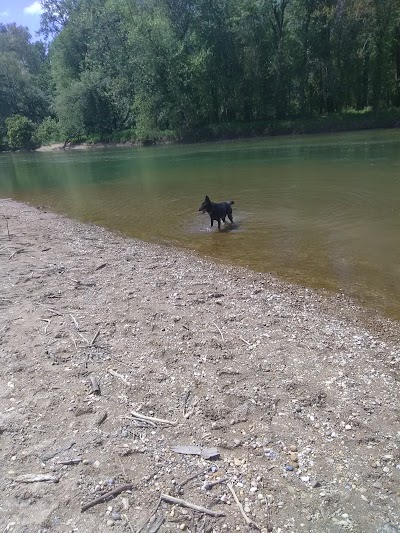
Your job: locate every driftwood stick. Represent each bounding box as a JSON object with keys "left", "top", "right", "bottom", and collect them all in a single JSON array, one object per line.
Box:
[
  {"left": 130, "top": 410, "right": 177, "bottom": 426},
  {"left": 213, "top": 323, "right": 224, "bottom": 342},
  {"left": 227, "top": 483, "right": 261, "bottom": 530},
  {"left": 91, "top": 329, "right": 100, "bottom": 345},
  {"left": 81, "top": 483, "right": 134, "bottom": 513},
  {"left": 160, "top": 494, "right": 225, "bottom": 518}
]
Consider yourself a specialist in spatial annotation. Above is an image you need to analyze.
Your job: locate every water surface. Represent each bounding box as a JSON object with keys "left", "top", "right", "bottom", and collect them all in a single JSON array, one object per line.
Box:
[{"left": 1, "top": 130, "right": 400, "bottom": 318}]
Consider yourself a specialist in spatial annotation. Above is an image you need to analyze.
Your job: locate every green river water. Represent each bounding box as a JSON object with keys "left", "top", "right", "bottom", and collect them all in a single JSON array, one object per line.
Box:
[{"left": 1, "top": 129, "right": 400, "bottom": 318}]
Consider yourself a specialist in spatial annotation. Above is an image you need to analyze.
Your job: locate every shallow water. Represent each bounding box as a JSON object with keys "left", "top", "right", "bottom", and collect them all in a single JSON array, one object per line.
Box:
[{"left": 1, "top": 129, "right": 400, "bottom": 318}]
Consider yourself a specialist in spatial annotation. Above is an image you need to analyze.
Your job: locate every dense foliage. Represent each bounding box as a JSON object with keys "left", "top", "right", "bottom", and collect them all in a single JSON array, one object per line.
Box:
[{"left": 1, "top": 0, "right": 400, "bottom": 148}]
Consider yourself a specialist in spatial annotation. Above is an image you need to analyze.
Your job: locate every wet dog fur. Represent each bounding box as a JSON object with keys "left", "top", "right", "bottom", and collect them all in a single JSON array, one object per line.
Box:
[{"left": 198, "top": 195, "right": 234, "bottom": 230}]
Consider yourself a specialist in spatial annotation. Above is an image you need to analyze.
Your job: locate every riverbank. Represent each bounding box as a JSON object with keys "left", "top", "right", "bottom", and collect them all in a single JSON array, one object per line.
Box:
[
  {"left": 1, "top": 199, "right": 399, "bottom": 532},
  {"left": 35, "top": 108, "right": 400, "bottom": 150}
]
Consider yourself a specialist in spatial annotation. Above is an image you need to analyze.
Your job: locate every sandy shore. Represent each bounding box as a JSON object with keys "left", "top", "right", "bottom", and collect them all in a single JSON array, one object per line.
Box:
[{"left": 1, "top": 199, "right": 399, "bottom": 532}]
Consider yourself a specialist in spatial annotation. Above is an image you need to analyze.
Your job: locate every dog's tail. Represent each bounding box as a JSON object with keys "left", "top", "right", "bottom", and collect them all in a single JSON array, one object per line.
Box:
[{"left": 229, "top": 200, "right": 235, "bottom": 206}]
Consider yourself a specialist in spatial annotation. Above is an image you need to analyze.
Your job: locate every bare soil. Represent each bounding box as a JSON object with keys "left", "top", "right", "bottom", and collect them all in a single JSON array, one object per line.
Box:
[{"left": 1, "top": 199, "right": 399, "bottom": 533}]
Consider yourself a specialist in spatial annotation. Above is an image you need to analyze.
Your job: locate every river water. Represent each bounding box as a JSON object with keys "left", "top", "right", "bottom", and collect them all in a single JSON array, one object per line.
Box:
[{"left": 1, "top": 129, "right": 400, "bottom": 318}]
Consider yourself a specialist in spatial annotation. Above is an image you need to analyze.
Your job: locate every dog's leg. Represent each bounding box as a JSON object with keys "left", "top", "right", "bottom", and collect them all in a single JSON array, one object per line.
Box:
[
  {"left": 210, "top": 218, "right": 214, "bottom": 227},
  {"left": 217, "top": 219, "right": 221, "bottom": 230},
  {"left": 228, "top": 214, "right": 233, "bottom": 224}
]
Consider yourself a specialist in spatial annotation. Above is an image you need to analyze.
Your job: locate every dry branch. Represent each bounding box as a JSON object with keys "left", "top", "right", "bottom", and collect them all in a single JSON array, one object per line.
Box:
[
  {"left": 227, "top": 483, "right": 261, "bottom": 530},
  {"left": 81, "top": 483, "right": 134, "bottom": 512},
  {"left": 130, "top": 410, "right": 177, "bottom": 426},
  {"left": 91, "top": 329, "right": 100, "bottom": 345},
  {"left": 160, "top": 493, "right": 225, "bottom": 518},
  {"left": 213, "top": 323, "right": 224, "bottom": 342}
]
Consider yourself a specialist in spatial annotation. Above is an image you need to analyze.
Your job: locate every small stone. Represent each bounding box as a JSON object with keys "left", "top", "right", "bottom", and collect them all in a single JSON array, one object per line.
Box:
[
  {"left": 180, "top": 524, "right": 187, "bottom": 531},
  {"left": 345, "top": 424, "right": 352, "bottom": 431},
  {"left": 301, "top": 476, "right": 310, "bottom": 482},
  {"left": 234, "top": 458, "right": 241, "bottom": 466},
  {"left": 106, "top": 520, "right": 114, "bottom": 527},
  {"left": 289, "top": 445, "right": 298, "bottom": 452},
  {"left": 372, "top": 482, "right": 382, "bottom": 489},
  {"left": 312, "top": 481, "right": 321, "bottom": 488},
  {"left": 244, "top": 506, "right": 251, "bottom": 514},
  {"left": 111, "top": 512, "right": 121, "bottom": 521},
  {"left": 285, "top": 465, "right": 294, "bottom": 471},
  {"left": 290, "top": 451, "right": 298, "bottom": 461},
  {"left": 383, "top": 467, "right": 390, "bottom": 473}
]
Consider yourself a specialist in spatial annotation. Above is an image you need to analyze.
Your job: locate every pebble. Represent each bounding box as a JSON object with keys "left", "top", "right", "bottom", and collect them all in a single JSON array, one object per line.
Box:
[
  {"left": 290, "top": 452, "right": 299, "bottom": 462},
  {"left": 383, "top": 466, "right": 390, "bottom": 473},
  {"left": 372, "top": 482, "right": 382, "bottom": 489},
  {"left": 285, "top": 465, "right": 294, "bottom": 471},
  {"left": 301, "top": 476, "right": 310, "bottom": 482},
  {"left": 345, "top": 424, "right": 352, "bottom": 430},
  {"left": 289, "top": 445, "right": 298, "bottom": 452},
  {"left": 111, "top": 512, "right": 121, "bottom": 521},
  {"left": 106, "top": 520, "right": 114, "bottom": 527}
]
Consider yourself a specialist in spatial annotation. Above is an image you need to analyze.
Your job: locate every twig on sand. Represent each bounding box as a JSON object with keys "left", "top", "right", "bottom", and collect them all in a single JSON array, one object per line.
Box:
[
  {"left": 136, "top": 497, "right": 162, "bottom": 533},
  {"left": 76, "top": 331, "right": 89, "bottom": 345},
  {"left": 81, "top": 483, "right": 134, "bottom": 512},
  {"left": 213, "top": 323, "right": 225, "bottom": 342},
  {"left": 204, "top": 478, "right": 227, "bottom": 490},
  {"left": 91, "top": 329, "right": 100, "bottom": 345},
  {"left": 176, "top": 469, "right": 207, "bottom": 494},
  {"left": 8, "top": 248, "right": 24, "bottom": 260},
  {"left": 239, "top": 336, "right": 251, "bottom": 346},
  {"left": 227, "top": 483, "right": 261, "bottom": 530},
  {"left": 70, "top": 314, "right": 80, "bottom": 330},
  {"left": 130, "top": 410, "right": 177, "bottom": 426},
  {"left": 14, "top": 474, "right": 59, "bottom": 483},
  {"left": 40, "top": 318, "right": 51, "bottom": 334},
  {"left": 70, "top": 335, "right": 78, "bottom": 351},
  {"left": 3, "top": 214, "right": 10, "bottom": 240},
  {"left": 108, "top": 368, "right": 131, "bottom": 387},
  {"left": 160, "top": 494, "right": 225, "bottom": 518}
]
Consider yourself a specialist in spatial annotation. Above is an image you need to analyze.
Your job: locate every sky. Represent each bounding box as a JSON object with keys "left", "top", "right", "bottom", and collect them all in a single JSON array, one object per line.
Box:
[{"left": 0, "top": 0, "right": 44, "bottom": 40}]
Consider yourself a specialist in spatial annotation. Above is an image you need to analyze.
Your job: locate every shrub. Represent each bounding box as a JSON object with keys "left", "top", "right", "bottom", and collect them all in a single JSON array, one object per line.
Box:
[{"left": 5, "top": 115, "right": 38, "bottom": 150}]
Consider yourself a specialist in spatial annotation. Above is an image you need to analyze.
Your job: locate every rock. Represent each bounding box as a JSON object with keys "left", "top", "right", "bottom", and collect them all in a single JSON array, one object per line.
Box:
[
  {"left": 285, "top": 465, "right": 294, "bottom": 471},
  {"left": 111, "top": 512, "right": 121, "bottom": 521}
]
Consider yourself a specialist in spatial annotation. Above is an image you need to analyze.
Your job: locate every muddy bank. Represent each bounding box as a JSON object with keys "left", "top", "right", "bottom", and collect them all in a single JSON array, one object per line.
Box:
[{"left": 1, "top": 199, "right": 399, "bottom": 532}]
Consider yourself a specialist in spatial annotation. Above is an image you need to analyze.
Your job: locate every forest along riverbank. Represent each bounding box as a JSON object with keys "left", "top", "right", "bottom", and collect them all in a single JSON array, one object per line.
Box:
[{"left": 1, "top": 199, "right": 399, "bottom": 532}]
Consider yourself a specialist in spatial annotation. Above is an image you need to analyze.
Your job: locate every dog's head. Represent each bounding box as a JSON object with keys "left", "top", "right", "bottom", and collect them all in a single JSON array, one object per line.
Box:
[{"left": 198, "top": 195, "right": 211, "bottom": 213}]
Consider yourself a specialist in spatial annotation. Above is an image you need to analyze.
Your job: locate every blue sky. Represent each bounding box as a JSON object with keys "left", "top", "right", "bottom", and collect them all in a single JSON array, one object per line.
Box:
[{"left": 0, "top": 0, "right": 44, "bottom": 39}]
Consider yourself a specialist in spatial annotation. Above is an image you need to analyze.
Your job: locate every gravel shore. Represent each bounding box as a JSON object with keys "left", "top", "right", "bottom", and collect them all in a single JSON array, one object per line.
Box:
[{"left": 1, "top": 199, "right": 399, "bottom": 532}]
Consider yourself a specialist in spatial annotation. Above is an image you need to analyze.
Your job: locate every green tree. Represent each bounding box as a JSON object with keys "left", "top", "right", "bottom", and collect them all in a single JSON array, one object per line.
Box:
[{"left": 6, "top": 115, "right": 38, "bottom": 150}]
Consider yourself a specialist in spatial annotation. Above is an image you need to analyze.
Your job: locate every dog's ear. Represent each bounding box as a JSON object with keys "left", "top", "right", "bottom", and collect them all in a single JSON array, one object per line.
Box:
[{"left": 205, "top": 195, "right": 210, "bottom": 201}]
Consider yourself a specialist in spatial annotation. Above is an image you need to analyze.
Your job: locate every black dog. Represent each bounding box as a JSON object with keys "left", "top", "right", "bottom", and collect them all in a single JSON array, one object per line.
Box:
[{"left": 198, "top": 195, "right": 234, "bottom": 230}]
